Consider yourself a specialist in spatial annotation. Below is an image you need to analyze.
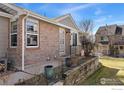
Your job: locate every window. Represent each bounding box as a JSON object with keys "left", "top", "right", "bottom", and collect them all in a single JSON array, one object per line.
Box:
[
  {"left": 26, "top": 18, "right": 39, "bottom": 47},
  {"left": 101, "top": 36, "right": 104, "bottom": 41},
  {"left": 73, "top": 33, "right": 77, "bottom": 46},
  {"left": 120, "top": 46, "right": 123, "bottom": 50},
  {"left": 27, "top": 25, "right": 34, "bottom": 32},
  {"left": 11, "top": 34, "right": 17, "bottom": 46},
  {"left": 101, "top": 36, "right": 108, "bottom": 41},
  {"left": 27, "top": 34, "right": 37, "bottom": 46},
  {"left": 59, "top": 28, "right": 65, "bottom": 56},
  {"left": 115, "top": 27, "right": 122, "bottom": 35},
  {"left": 10, "top": 21, "right": 17, "bottom": 47}
]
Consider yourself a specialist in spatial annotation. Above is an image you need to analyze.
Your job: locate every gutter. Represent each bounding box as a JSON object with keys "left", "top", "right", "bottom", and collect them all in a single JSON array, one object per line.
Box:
[
  {"left": 28, "top": 12, "right": 71, "bottom": 31},
  {"left": 3, "top": 4, "right": 71, "bottom": 31},
  {"left": 0, "top": 11, "right": 13, "bottom": 18},
  {"left": 21, "top": 12, "right": 29, "bottom": 70}
]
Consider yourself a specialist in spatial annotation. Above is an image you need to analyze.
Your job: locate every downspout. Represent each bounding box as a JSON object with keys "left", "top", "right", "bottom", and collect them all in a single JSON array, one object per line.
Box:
[{"left": 22, "top": 12, "right": 29, "bottom": 70}]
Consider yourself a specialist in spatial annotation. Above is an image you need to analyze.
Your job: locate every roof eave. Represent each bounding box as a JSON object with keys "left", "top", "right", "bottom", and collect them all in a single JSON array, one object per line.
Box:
[
  {"left": 28, "top": 12, "right": 71, "bottom": 30},
  {"left": 54, "top": 13, "right": 80, "bottom": 30},
  {"left": 2, "top": 4, "right": 71, "bottom": 30},
  {"left": 0, "top": 11, "right": 13, "bottom": 18}
]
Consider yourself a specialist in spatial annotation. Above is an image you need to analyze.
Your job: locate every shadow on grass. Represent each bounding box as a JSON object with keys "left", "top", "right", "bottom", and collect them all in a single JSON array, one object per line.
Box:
[{"left": 81, "top": 66, "right": 124, "bottom": 85}]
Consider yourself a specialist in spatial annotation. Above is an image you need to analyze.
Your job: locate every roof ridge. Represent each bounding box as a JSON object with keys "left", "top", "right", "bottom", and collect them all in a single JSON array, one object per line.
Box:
[
  {"left": 53, "top": 13, "right": 79, "bottom": 30},
  {"left": 100, "top": 24, "right": 117, "bottom": 27},
  {"left": 53, "top": 13, "right": 71, "bottom": 20},
  {"left": 96, "top": 24, "right": 118, "bottom": 35}
]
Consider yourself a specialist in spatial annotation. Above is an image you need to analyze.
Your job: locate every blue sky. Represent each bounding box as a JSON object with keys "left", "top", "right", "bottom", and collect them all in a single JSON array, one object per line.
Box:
[{"left": 16, "top": 3, "right": 124, "bottom": 33}]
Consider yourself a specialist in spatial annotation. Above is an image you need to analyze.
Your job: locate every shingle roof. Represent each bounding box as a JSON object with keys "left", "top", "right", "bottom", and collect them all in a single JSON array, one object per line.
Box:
[
  {"left": 96, "top": 24, "right": 124, "bottom": 36},
  {"left": 96, "top": 24, "right": 117, "bottom": 35},
  {"left": 53, "top": 13, "right": 71, "bottom": 20}
]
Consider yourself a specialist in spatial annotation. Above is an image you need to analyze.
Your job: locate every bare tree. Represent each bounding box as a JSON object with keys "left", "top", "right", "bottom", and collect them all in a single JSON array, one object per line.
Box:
[
  {"left": 79, "top": 19, "right": 94, "bottom": 40},
  {"left": 80, "top": 19, "right": 94, "bottom": 33},
  {"left": 79, "top": 19, "right": 95, "bottom": 57}
]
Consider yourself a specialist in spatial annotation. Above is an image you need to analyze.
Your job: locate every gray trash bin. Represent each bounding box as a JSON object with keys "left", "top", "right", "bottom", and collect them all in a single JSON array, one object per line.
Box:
[{"left": 44, "top": 65, "right": 54, "bottom": 80}]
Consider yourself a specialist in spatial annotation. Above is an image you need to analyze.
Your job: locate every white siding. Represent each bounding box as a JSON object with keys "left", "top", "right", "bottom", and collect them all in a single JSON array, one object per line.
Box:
[
  {"left": 59, "top": 28, "right": 65, "bottom": 56},
  {"left": 0, "top": 16, "right": 9, "bottom": 58},
  {"left": 55, "top": 15, "right": 81, "bottom": 47}
]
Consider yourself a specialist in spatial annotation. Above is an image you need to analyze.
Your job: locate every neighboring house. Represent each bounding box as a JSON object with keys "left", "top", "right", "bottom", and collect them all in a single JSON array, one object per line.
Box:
[
  {"left": 53, "top": 14, "right": 82, "bottom": 56},
  {"left": 95, "top": 24, "right": 124, "bottom": 57},
  {"left": 0, "top": 3, "right": 71, "bottom": 71}
]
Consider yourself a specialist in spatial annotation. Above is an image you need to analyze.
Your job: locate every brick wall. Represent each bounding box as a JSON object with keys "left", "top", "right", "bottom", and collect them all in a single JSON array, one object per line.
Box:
[
  {"left": 25, "top": 20, "right": 60, "bottom": 64},
  {"left": 8, "top": 15, "right": 26, "bottom": 67},
  {"left": 24, "top": 18, "right": 71, "bottom": 65},
  {"left": 8, "top": 15, "right": 71, "bottom": 68}
]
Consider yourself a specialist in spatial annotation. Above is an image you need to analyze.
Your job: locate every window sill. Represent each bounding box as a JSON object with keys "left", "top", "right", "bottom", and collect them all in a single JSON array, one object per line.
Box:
[
  {"left": 10, "top": 46, "right": 17, "bottom": 48},
  {"left": 26, "top": 46, "right": 39, "bottom": 48}
]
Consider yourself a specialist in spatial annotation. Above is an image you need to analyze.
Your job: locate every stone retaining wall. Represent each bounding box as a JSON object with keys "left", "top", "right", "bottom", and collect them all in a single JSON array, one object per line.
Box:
[
  {"left": 0, "top": 57, "right": 100, "bottom": 85},
  {"left": 63, "top": 57, "right": 101, "bottom": 85}
]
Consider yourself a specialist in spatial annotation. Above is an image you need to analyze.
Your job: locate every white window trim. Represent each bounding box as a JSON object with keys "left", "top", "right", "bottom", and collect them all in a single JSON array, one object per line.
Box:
[
  {"left": 26, "top": 18, "right": 39, "bottom": 48},
  {"left": 10, "top": 33, "right": 17, "bottom": 48},
  {"left": 10, "top": 20, "right": 17, "bottom": 48},
  {"left": 59, "top": 28, "right": 66, "bottom": 56}
]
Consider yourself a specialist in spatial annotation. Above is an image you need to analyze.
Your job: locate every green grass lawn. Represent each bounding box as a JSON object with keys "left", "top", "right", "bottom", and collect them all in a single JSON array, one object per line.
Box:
[{"left": 81, "top": 56, "right": 124, "bottom": 85}]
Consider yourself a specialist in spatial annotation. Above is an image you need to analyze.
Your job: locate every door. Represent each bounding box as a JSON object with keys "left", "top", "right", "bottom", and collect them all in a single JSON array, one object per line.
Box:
[
  {"left": 0, "top": 16, "right": 9, "bottom": 58},
  {"left": 59, "top": 28, "right": 65, "bottom": 56}
]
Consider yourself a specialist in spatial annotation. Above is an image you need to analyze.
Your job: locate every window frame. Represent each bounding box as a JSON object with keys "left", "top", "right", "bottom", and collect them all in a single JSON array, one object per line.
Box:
[
  {"left": 72, "top": 33, "right": 77, "bottom": 46},
  {"left": 26, "top": 18, "right": 39, "bottom": 48},
  {"left": 101, "top": 36, "right": 108, "bottom": 42},
  {"left": 120, "top": 46, "right": 123, "bottom": 50},
  {"left": 115, "top": 27, "right": 122, "bottom": 35},
  {"left": 10, "top": 21, "right": 17, "bottom": 48}
]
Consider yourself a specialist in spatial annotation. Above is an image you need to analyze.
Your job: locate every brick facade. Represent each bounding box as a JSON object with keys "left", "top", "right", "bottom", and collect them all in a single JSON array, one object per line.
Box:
[
  {"left": 8, "top": 15, "right": 26, "bottom": 67},
  {"left": 8, "top": 16, "right": 71, "bottom": 67}
]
